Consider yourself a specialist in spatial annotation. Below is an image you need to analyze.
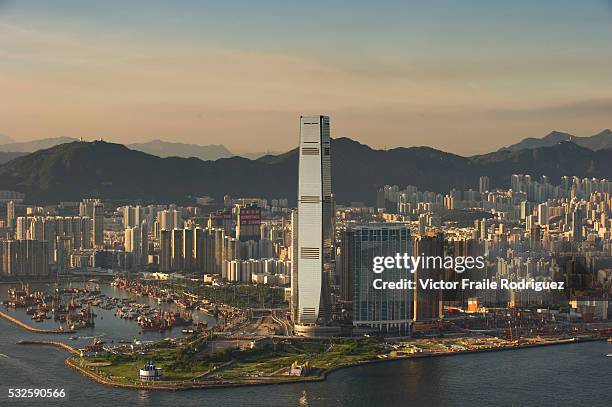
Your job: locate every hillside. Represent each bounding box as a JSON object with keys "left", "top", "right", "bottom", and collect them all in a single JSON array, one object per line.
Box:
[
  {"left": 0, "top": 139, "right": 611, "bottom": 205},
  {"left": 0, "top": 151, "right": 27, "bottom": 164},
  {"left": 502, "top": 129, "right": 612, "bottom": 152}
]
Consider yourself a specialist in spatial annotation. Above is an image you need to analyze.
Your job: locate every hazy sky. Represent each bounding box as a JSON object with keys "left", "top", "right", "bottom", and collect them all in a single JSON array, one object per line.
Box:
[{"left": 1, "top": 1, "right": 611, "bottom": 155}]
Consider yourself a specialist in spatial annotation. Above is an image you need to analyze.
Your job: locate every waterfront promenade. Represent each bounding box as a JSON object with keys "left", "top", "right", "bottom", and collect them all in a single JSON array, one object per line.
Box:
[{"left": 16, "top": 331, "right": 610, "bottom": 392}]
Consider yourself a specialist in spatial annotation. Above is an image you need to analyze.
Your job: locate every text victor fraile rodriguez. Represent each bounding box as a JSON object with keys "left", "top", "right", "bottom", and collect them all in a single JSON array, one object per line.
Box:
[{"left": 371, "top": 253, "right": 564, "bottom": 292}]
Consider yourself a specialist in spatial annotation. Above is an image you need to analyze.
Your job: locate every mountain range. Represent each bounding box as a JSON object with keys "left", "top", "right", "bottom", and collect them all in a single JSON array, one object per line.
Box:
[
  {"left": 126, "top": 140, "right": 234, "bottom": 160},
  {"left": 0, "top": 137, "right": 278, "bottom": 161},
  {"left": 501, "top": 129, "right": 612, "bottom": 151},
  {"left": 1, "top": 137, "right": 611, "bottom": 205}
]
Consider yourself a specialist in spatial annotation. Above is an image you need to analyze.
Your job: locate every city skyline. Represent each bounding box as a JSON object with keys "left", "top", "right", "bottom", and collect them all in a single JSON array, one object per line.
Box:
[
  {"left": 1, "top": 3, "right": 611, "bottom": 405},
  {"left": 1, "top": 113, "right": 610, "bottom": 402},
  {"left": 1, "top": 1, "right": 611, "bottom": 155}
]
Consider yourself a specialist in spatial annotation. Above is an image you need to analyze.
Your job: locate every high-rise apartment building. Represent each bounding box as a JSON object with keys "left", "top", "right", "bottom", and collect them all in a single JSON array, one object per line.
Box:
[
  {"left": 140, "top": 221, "right": 149, "bottom": 265},
  {"left": 159, "top": 229, "right": 172, "bottom": 272},
  {"left": 479, "top": 176, "right": 490, "bottom": 194},
  {"left": 81, "top": 199, "right": 104, "bottom": 248},
  {"left": 158, "top": 209, "right": 182, "bottom": 233},
  {"left": 293, "top": 115, "right": 333, "bottom": 329},
  {"left": 92, "top": 202, "right": 104, "bottom": 248},
  {"left": 6, "top": 201, "right": 15, "bottom": 230},
  {"left": 123, "top": 205, "right": 142, "bottom": 229},
  {"left": 0, "top": 239, "right": 50, "bottom": 278},
  {"left": 171, "top": 229, "right": 183, "bottom": 270},
  {"left": 182, "top": 228, "right": 194, "bottom": 271}
]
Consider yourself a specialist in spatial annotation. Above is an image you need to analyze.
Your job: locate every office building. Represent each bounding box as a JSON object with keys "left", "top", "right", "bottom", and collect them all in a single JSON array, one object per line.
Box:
[
  {"left": 345, "top": 225, "right": 412, "bottom": 334},
  {"left": 413, "top": 232, "right": 445, "bottom": 321},
  {"left": 235, "top": 205, "right": 261, "bottom": 242},
  {"left": 293, "top": 115, "right": 334, "bottom": 331}
]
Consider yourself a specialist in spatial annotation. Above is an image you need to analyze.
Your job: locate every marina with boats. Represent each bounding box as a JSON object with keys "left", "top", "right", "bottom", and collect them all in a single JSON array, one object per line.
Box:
[{"left": 1, "top": 277, "right": 221, "bottom": 340}]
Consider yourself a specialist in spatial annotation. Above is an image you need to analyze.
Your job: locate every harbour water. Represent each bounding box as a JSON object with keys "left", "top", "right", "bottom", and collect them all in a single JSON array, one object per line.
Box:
[
  {"left": 0, "top": 283, "right": 610, "bottom": 407},
  {"left": 0, "top": 281, "right": 216, "bottom": 346}
]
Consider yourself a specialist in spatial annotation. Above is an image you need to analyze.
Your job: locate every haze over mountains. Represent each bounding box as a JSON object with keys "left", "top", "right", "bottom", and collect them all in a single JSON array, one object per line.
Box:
[
  {"left": 0, "top": 136, "right": 78, "bottom": 153},
  {"left": 126, "top": 140, "right": 233, "bottom": 160},
  {"left": 0, "top": 137, "right": 279, "bottom": 162},
  {"left": 0, "top": 134, "right": 14, "bottom": 144},
  {"left": 501, "top": 129, "right": 612, "bottom": 152},
  {"left": 1, "top": 134, "right": 611, "bottom": 205}
]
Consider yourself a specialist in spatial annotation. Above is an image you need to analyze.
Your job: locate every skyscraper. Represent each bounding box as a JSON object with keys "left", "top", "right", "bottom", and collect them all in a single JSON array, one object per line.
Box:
[
  {"left": 171, "top": 228, "right": 183, "bottom": 270},
  {"left": 182, "top": 228, "right": 194, "bottom": 271},
  {"left": 235, "top": 205, "right": 261, "bottom": 242},
  {"left": 80, "top": 198, "right": 102, "bottom": 248},
  {"left": 413, "top": 232, "right": 445, "bottom": 321},
  {"left": 6, "top": 201, "right": 15, "bottom": 230},
  {"left": 479, "top": 176, "right": 490, "bottom": 194},
  {"left": 347, "top": 225, "right": 412, "bottom": 334},
  {"left": 293, "top": 115, "right": 333, "bottom": 330},
  {"left": 140, "top": 221, "right": 149, "bottom": 265},
  {"left": 92, "top": 202, "right": 104, "bottom": 249},
  {"left": 159, "top": 229, "right": 172, "bottom": 272}
]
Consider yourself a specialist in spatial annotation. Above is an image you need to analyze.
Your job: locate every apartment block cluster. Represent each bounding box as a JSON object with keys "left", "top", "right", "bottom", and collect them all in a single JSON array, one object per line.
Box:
[
  {"left": 1, "top": 197, "right": 293, "bottom": 285},
  {"left": 153, "top": 202, "right": 291, "bottom": 286},
  {"left": 369, "top": 174, "right": 612, "bottom": 321},
  {"left": 0, "top": 198, "right": 104, "bottom": 278}
]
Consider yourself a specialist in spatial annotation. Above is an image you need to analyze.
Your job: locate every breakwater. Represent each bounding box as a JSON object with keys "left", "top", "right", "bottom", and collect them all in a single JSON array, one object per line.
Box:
[{"left": 0, "top": 309, "right": 71, "bottom": 334}]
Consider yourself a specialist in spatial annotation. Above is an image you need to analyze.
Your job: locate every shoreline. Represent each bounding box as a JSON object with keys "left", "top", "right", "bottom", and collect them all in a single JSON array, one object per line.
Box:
[
  {"left": 17, "top": 334, "right": 611, "bottom": 392},
  {"left": 4, "top": 289, "right": 610, "bottom": 392}
]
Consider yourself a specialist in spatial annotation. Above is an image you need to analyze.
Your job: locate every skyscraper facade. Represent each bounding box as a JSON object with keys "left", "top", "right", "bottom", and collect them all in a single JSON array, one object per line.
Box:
[
  {"left": 348, "top": 224, "right": 412, "bottom": 334},
  {"left": 479, "top": 176, "right": 490, "bottom": 194},
  {"left": 293, "top": 115, "right": 333, "bottom": 327},
  {"left": 92, "top": 202, "right": 104, "bottom": 248},
  {"left": 413, "top": 232, "right": 445, "bottom": 321},
  {"left": 6, "top": 201, "right": 15, "bottom": 230}
]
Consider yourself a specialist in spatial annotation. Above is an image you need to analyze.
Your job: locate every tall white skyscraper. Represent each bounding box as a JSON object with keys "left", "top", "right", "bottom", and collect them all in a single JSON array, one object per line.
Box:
[{"left": 293, "top": 115, "right": 333, "bottom": 327}]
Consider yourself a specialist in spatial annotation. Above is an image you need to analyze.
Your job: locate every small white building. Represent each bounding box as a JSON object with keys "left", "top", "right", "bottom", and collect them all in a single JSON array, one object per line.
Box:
[{"left": 139, "top": 361, "right": 162, "bottom": 381}]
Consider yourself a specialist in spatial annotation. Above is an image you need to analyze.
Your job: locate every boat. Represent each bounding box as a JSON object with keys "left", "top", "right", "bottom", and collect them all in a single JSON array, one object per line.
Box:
[{"left": 606, "top": 354, "right": 612, "bottom": 357}]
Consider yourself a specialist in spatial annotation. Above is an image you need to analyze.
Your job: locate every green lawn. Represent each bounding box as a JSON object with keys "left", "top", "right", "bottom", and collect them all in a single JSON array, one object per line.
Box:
[{"left": 77, "top": 337, "right": 385, "bottom": 384}]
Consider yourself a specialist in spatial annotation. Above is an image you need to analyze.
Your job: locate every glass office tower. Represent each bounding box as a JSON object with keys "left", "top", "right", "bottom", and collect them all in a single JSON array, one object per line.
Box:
[{"left": 294, "top": 115, "right": 333, "bottom": 326}]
